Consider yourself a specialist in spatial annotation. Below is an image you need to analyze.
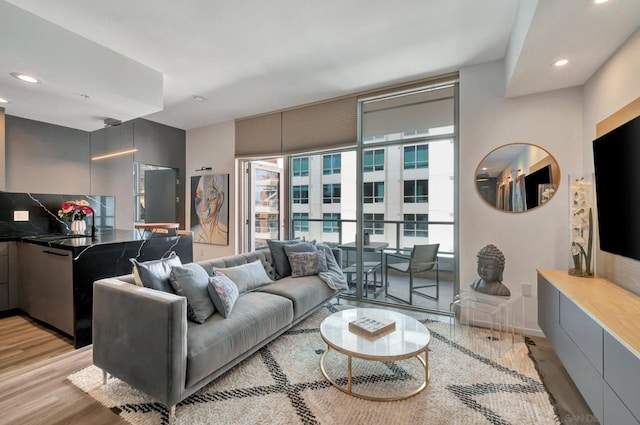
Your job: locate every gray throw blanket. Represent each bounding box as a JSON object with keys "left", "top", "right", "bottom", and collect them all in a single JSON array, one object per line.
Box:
[{"left": 317, "top": 244, "right": 348, "bottom": 291}]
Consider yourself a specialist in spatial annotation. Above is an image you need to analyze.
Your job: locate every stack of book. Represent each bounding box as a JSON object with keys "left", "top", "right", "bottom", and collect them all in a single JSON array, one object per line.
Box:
[{"left": 349, "top": 316, "right": 396, "bottom": 338}]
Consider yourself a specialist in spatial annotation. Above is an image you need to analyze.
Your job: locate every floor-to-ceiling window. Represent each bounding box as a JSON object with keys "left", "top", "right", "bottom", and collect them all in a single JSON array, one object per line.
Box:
[{"left": 355, "top": 81, "right": 458, "bottom": 313}]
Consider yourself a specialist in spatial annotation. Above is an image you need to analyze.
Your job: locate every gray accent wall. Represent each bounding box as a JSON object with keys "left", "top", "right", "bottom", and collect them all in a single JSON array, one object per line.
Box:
[
  {"left": 132, "top": 118, "right": 186, "bottom": 227},
  {"left": 4, "top": 115, "right": 186, "bottom": 231},
  {"left": 6, "top": 116, "right": 91, "bottom": 194},
  {"left": 90, "top": 121, "right": 135, "bottom": 230}
]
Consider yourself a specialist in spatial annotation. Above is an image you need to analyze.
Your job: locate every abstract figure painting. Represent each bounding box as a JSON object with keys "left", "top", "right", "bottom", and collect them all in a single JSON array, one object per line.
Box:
[{"left": 190, "top": 174, "right": 229, "bottom": 245}]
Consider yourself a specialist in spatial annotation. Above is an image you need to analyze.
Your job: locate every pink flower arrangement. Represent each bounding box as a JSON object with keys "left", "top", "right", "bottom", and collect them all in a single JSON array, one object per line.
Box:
[{"left": 58, "top": 199, "right": 93, "bottom": 221}]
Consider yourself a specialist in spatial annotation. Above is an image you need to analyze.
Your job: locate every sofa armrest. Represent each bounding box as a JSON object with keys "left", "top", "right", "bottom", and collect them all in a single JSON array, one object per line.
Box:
[{"left": 92, "top": 278, "right": 188, "bottom": 407}]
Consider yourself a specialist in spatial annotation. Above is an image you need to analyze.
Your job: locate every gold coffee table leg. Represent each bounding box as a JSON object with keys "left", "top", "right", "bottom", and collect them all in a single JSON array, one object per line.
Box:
[
  {"left": 347, "top": 354, "right": 352, "bottom": 392},
  {"left": 320, "top": 343, "right": 430, "bottom": 401}
]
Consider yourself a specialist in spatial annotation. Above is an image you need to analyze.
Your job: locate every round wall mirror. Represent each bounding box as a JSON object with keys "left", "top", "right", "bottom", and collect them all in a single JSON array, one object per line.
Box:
[{"left": 475, "top": 143, "right": 560, "bottom": 212}]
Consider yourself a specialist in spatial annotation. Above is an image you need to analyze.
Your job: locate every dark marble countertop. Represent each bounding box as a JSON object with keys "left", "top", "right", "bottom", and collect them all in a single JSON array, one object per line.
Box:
[{"left": 8, "top": 229, "right": 173, "bottom": 251}]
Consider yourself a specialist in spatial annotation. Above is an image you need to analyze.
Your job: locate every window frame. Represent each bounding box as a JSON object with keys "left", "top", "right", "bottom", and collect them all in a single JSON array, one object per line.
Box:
[
  {"left": 363, "top": 148, "right": 385, "bottom": 172},
  {"left": 292, "top": 157, "right": 309, "bottom": 177},
  {"left": 363, "top": 181, "right": 385, "bottom": 203},
  {"left": 322, "top": 213, "right": 341, "bottom": 233},
  {"left": 403, "top": 179, "right": 428, "bottom": 203},
  {"left": 322, "top": 183, "right": 341, "bottom": 204},
  {"left": 364, "top": 213, "right": 385, "bottom": 235},
  {"left": 292, "top": 184, "right": 309, "bottom": 204}
]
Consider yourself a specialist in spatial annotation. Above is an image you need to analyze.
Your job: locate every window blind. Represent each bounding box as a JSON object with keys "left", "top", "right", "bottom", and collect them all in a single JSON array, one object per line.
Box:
[{"left": 235, "top": 112, "right": 282, "bottom": 157}]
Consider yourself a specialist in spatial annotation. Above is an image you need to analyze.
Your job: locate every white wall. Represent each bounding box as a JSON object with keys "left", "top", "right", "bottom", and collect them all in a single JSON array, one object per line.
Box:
[
  {"left": 185, "top": 121, "right": 236, "bottom": 261},
  {"left": 584, "top": 27, "right": 640, "bottom": 295},
  {"left": 459, "top": 59, "right": 583, "bottom": 334}
]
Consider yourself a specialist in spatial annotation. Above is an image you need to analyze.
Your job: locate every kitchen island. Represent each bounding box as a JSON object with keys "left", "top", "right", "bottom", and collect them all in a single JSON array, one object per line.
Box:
[{"left": 16, "top": 229, "right": 193, "bottom": 348}]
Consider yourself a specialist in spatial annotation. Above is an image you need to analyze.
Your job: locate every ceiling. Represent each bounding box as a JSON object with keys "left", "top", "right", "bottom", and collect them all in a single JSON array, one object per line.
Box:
[{"left": 1, "top": 0, "right": 639, "bottom": 132}]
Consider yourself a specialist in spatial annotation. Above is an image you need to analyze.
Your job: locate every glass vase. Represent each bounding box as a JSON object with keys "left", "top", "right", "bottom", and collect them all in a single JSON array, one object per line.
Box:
[{"left": 569, "top": 174, "right": 595, "bottom": 277}]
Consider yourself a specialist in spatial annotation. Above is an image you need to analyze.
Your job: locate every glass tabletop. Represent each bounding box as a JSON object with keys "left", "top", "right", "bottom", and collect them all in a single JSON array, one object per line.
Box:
[{"left": 320, "top": 308, "right": 430, "bottom": 358}]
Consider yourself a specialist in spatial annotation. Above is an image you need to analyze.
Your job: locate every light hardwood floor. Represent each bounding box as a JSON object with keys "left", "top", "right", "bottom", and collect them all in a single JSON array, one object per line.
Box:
[
  {"left": 0, "top": 313, "right": 595, "bottom": 425},
  {"left": 0, "top": 315, "right": 126, "bottom": 425}
]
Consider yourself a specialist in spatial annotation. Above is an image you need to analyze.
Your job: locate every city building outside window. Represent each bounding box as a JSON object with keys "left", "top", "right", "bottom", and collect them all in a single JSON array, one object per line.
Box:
[
  {"left": 323, "top": 183, "right": 341, "bottom": 204},
  {"left": 293, "top": 185, "right": 309, "bottom": 204},
  {"left": 292, "top": 157, "right": 309, "bottom": 176},
  {"left": 404, "top": 144, "right": 428, "bottom": 169},
  {"left": 403, "top": 179, "right": 428, "bottom": 203},
  {"left": 363, "top": 149, "right": 384, "bottom": 172},
  {"left": 404, "top": 214, "right": 429, "bottom": 237},
  {"left": 364, "top": 213, "right": 385, "bottom": 235},
  {"left": 322, "top": 154, "right": 341, "bottom": 175},
  {"left": 323, "top": 213, "right": 341, "bottom": 233},
  {"left": 363, "top": 181, "right": 384, "bottom": 203}
]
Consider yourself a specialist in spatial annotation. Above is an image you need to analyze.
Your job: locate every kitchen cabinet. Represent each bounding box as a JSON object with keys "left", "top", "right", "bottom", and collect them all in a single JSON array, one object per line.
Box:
[
  {"left": 13, "top": 230, "right": 193, "bottom": 347},
  {"left": 17, "top": 242, "right": 73, "bottom": 336},
  {"left": 537, "top": 269, "right": 640, "bottom": 425}
]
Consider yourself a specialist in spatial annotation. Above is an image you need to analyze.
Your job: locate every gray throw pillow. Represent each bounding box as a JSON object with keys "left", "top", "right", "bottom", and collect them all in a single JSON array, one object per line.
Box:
[
  {"left": 266, "top": 239, "right": 304, "bottom": 278},
  {"left": 169, "top": 264, "right": 216, "bottom": 324},
  {"left": 213, "top": 260, "right": 273, "bottom": 293},
  {"left": 288, "top": 250, "right": 328, "bottom": 277},
  {"left": 130, "top": 252, "right": 181, "bottom": 293},
  {"left": 208, "top": 272, "right": 239, "bottom": 318}
]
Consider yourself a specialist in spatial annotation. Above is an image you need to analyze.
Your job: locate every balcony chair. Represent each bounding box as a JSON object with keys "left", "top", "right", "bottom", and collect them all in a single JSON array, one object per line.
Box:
[{"left": 384, "top": 243, "right": 440, "bottom": 304}]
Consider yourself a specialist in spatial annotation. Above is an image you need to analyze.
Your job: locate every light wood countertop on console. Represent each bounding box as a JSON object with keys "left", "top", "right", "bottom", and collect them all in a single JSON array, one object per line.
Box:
[{"left": 538, "top": 269, "right": 640, "bottom": 358}]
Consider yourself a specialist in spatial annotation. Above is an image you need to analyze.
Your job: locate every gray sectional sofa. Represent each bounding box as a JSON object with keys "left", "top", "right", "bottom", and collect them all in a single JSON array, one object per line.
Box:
[{"left": 92, "top": 245, "right": 342, "bottom": 422}]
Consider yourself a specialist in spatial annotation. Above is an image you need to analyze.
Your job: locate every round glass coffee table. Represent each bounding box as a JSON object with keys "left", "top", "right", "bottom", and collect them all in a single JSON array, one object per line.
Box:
[{"left": 319, "top": 307, "right": 430, "bottom": 401}]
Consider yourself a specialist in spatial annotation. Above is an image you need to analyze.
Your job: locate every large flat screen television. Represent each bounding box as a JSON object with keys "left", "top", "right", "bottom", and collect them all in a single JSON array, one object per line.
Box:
[
  {"left": 524, "top": 165, "right": 551, "bottom": 210},
  {"left": 593, "top": 114, "right": 640, "bottom": 261}
]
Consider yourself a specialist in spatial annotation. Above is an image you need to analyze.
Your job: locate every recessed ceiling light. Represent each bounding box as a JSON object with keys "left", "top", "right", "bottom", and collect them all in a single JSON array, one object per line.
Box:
[
  {"left": 0, "top": 97, "right": 8, "bottom": 104},
  {"left": 594, "top": 0, "right": 609, "bottom": 4},
  {"left": 10, "top": 72, "right": 42, "bottom": 84},
  {"left": 192, "top": 95, "right": 205, "bottom": 101},
  {"left": 553, "top": 59, "right": 569, "bottom": 67}
]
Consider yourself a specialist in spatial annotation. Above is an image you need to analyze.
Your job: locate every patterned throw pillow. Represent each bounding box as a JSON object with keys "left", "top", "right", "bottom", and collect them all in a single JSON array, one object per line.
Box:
[
  {"left": 208, "top": 272, "right": 240, "bottom": 318},
  {"left": 287, "top": 250, "right": 328, "bottom": 277}
]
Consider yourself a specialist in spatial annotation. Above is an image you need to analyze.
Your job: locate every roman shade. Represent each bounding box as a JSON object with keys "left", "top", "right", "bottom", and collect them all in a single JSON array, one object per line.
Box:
[
  {"left": 235, "top": 112, "right": 282, "bottom": 157},
  {"left": 281, "top": 96, "right": 357, "bottom": 155},
  {"left": 234, "top": 72, "right": 457, "bottom": 157}
]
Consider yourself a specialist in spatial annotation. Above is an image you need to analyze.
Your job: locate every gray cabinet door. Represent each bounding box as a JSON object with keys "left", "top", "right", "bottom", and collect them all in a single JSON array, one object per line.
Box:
[
  {"left": 537, "top": 274, "right": 560, "bottom": 345},
  {"left": 43, "top": 248, "right": 74, "bottom": 336},
  {"left": 144, "top": 169, "right": 178, "bottom": 223},
  {"left": 604, "top": 384, "right": 640, "bottom": 425},
  {"left": 604, "top": 331, "right": 640, "bottom": 422},
  {"left": 17, "top": 242, "right": 47, "bottom": 321},
  {"left": 17, "top": 243, "right": 74, "bottom": 337}
]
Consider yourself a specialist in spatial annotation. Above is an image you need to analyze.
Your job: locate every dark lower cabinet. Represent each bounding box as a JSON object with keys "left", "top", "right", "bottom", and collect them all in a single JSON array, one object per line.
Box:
[
  {"left": 18, "top": 243, "right": 74, "bottom": 336},
  {"left": 16, "top": 231, "right": 193, "bottom": 347}
]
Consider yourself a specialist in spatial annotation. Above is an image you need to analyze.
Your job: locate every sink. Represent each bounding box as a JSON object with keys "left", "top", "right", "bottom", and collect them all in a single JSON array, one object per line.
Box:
[{"left": 29, "top": 233, "right": 90, "bottom": 242}]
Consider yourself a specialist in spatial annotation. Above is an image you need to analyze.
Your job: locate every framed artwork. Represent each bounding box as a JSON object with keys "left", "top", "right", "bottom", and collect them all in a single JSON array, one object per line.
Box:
[{"left": 190, "top": 174, "right": 229, "bottom": 245}]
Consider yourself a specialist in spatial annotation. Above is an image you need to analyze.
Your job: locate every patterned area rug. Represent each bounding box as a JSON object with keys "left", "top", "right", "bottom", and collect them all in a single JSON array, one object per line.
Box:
[{"left": 68, "top": 303, "right": 560, "bottom": 425}]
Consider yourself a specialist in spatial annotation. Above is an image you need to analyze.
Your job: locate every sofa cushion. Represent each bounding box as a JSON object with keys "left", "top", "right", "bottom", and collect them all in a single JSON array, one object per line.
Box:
[
  {"left": 212, "top": 260, "right": 273, "bottom": 294},
  {"left": 256, "top": 275, "right": 336, "bottom": 320},
  {"left": 130, "top": 252, "right": 181, "bottom": 293},
  {"left": 287, "top": 250, "right": 328, "bottom": 277},
  {"left": 208, "top": 273, "right": 239, "bottom": 318},
  {"left": 268, "top": 240, "right": 317, "bottom": 278},
  {"left": 185, "top": 291, "right": 293, "bottom": 387},
  {"left": 169, "top": 264, "right": 215, "bottom": 324}
]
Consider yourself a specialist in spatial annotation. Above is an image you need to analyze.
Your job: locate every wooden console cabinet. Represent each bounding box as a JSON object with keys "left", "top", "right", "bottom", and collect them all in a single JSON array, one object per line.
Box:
[{"left": 538, "top": 270, "right": 640, "bottom": 425}]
